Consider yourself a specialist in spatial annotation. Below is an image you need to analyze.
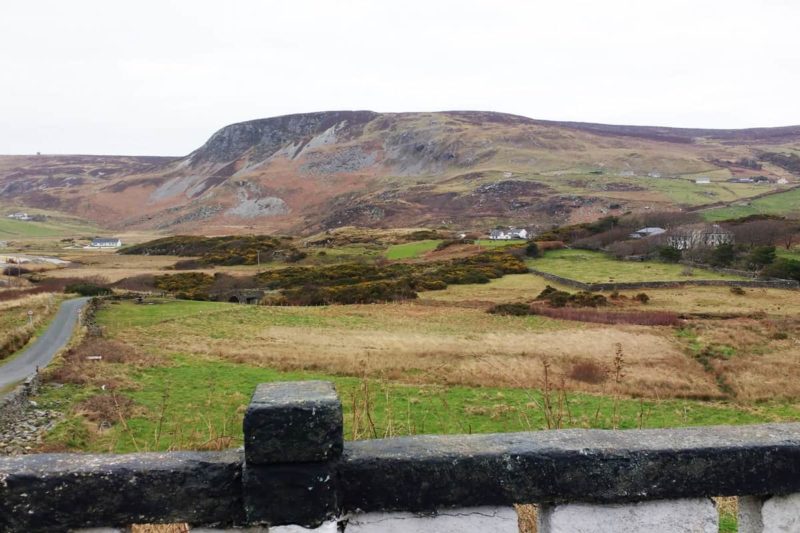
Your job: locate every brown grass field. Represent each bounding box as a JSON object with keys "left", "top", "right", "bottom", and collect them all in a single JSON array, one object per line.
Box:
[{"left": 89, "top": 273, "right": 800, "bottom": 403}]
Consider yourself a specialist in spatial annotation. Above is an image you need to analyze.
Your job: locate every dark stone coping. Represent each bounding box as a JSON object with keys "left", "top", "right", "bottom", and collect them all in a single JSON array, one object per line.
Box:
[
  {"left": 0, "top": 450, "right": 244, "bottom": 533},
  {"left": 338, "top": 423, "right": 800, "bottom": 512},
  {"left": 2, "top": 424, "right": 800, "bottom": 530},
  {"left": 244, "top": 380, "right": 343, "bottom": 464}
]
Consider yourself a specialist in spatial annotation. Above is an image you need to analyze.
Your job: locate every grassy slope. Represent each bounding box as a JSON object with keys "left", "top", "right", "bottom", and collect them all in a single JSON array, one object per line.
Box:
[
  {"left": 703, "top": 187, "right": 800, "bottom": 221},
  {"left": 383, "top": 239, "right": 521, "bottom": 259},
  {"left": 529, "top": 249, "right": 746, "bottom": 283},
  {"left": 0, "top": 211, "right": 99, "bottom": 239}
]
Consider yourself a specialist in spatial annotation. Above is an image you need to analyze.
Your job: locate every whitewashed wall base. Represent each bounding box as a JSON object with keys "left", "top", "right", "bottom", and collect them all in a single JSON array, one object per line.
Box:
[
  {"left": 739, "top": 494, "right": 800, "bottom": 533},
  {"left": 191, "top": 527, "right": 274, "bottom": 533},
  {"left": 537, "top": 498, "right": 718, "bottom": 533},
  {"left": 270, "top": 523, "right": 338, "bottom": 532},
  {"left": 343, "top": 506, "right": 518, "bottom": 532}
]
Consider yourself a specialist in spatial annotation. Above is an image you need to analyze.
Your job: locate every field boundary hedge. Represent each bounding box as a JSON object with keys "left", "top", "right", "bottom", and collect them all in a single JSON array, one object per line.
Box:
[{"left": 528, "top": 268, "right": 799, "bottom": 291}]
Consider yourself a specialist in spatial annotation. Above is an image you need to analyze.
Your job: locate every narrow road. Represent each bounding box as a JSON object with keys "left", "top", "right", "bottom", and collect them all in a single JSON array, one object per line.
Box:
[{"left": 0, "top": 297, "right": 90, "bottom": 392}]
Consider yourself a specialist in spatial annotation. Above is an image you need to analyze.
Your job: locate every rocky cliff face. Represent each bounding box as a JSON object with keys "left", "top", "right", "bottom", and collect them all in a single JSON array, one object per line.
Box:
[{"left": 188, "top": 111, "right": 379, "bottom": 166}]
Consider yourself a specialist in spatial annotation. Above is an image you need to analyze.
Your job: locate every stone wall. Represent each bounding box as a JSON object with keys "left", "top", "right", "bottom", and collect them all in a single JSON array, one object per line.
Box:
[
  {"left": 528, "top": 268, "right": 800, "bottom": 291},
  {"left": 0, "top": 374, "right": 40, "bottom": 428},
  {"left": 2, "top": 381, "right": 800, "bottom": 532}
]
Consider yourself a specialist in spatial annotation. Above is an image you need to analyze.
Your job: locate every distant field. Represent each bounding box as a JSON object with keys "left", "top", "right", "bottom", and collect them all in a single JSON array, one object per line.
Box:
[
  {"left": 529, "top": 249, "right": 745, "bottom": 283},
  {"left": 703, "top": 187, "right": 800, "bottom": 221},
  {"left": 383, "top": 239, "right": 442, "bottom": 259},
  {"left": 648, "top": 176, "right": 766, "bottom": 207},
  {"left": 0, "top": 217, "right": 96, "bottom": 239},
  {"left": 475, "top": 239, "right": 523, "bottom": 248}
]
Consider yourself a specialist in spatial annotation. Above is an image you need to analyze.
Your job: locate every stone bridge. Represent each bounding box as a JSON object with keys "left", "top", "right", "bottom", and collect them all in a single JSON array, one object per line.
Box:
[
  {"left": 212, "top": 289, "right": 267, "bottom": 305},
  {"left": 2, "top": 381, "right": 800, "bottom": 532}
]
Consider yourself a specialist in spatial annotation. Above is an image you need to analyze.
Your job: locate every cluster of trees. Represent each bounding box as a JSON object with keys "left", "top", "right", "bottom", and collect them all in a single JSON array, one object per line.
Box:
[
  {"left": 540, "top": 210, "right": 800, "bottom": 280},
  {"left": 708, "top": 243, "right": 800, "bottom": 280}
]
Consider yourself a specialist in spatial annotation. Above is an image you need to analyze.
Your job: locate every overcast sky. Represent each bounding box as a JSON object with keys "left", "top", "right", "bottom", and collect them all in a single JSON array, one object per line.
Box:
[{"left": 1, "top": 0, "right": 798, "bottom": 156}]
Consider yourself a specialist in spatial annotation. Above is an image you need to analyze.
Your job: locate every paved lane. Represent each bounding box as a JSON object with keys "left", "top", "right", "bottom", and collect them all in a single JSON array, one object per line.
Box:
[{"left": 0, "top": 297, "right": 89, "bottom": 392}]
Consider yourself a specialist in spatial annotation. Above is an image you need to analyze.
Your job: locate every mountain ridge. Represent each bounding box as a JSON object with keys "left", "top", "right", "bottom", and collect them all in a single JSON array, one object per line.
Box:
[{"left": 1, "top": 110, "right": 799, "bottom": 235}]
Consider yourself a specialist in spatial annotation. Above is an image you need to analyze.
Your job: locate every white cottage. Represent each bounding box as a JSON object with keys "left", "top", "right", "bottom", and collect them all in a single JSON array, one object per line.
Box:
[{"left": 89, "top": 238, "right": 122, "bottom": 249}]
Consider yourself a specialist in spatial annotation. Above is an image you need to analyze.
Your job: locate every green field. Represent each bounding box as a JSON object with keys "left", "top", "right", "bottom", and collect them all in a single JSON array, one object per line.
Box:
[
  {"left": 38, "top": 354, "right": 799, "bottom": 454},
  {"left": 383, "top": 239, "right": 442, "bottom": 259},
  {"left": 649, "top": 177, "right": 765, "bottom": 207},
  {"left": 475, "top": 239, "right": 523, "bottom": 248},
  {"left": 0, "top": 215, "right": 98, "bottom": 239},
  {"left": 529, "top": 249, "right": 745, "bottom": 283},
  {"left": 777, "top": 247, "right": 800, "bottom": 261},
  {"left": 35, "top": 298, "right": 799, "bottom": 454},
  {"left": 703, "top": 187, "right": 800, "bottom": 221}
]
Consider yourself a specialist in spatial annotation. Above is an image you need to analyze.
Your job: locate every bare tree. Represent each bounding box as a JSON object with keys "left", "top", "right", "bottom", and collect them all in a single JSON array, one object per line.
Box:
[{"left": 730, "top": 219, "right": 791, "bottom": 248}]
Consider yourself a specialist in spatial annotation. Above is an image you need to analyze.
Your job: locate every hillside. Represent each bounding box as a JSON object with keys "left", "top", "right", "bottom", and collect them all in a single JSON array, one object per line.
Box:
[{"left": 1, "top": 111, "right": 799, "bottom": 235}]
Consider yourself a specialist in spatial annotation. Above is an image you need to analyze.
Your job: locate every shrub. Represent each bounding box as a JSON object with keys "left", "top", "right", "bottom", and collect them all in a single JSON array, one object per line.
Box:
[
  {"left": 571, "top": 291, "right": 608, "bottom": 307},
  {"left": 634, "top": 293, "right": 650, "bottom": 304},
  {"left": 730, "top": 286, "right": 746, "bottom": 296},
  {"left": 536, "top": 285, "right": 571, "bottom": 307},
  {"left": 435, "top": 239, "right": 474, "bottom": 251},
  {"left": 113, "top": 274, "right": 157, "bottom": 292},
  {"left": 172, "top": 259, "right": 205, "bottom": 270},
  {"left": 280, "top": 279, "right": 417, "bottom": 305},
  {"left": 121, "top": 234, "right": 300, "bottom": 267},
  {"left": 747, "top": 246, "right": 777, "bottom": 268},
  {"left": 408, "top": 230, "right": 445, "bottom": 241},
  {"left": 153, "top": 272, "right": 214, "bottom": 300},
  {"left": 710, "top": 243, "right": 737, "bottom": 267},
  {"left": 536, "top": 285, "right": 607, "bottom": 307},
  {"left": 286, "top": 251, "right": 308, "bottom": 263},
  {"left": 761, "top": 258, "right": 800, "bottom": 281},
  {"left": 414, "top": 279, "right": 447, "bottom": 291},
  {"left": 64, "top": 283, "right": 112, "bottom": 296},
  {"left": 569, "top": 361, "right": 607, "bottom": 384},
  {"left": 658, "top": 246, "right": 682, "bottom": 263},
  {"left": 256, "top": 250, "right": 527, "bottom": 291},
  {"left": 524, "top": 242, "right": 540, "bottom": 258},
  {"left": 487, "top": 303, "right": 532, "bottom": 316}
]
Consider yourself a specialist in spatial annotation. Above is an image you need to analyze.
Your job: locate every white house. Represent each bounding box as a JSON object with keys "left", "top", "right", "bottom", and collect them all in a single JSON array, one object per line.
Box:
[
  {"left": 7, "top": 212, "right": 32, "bottom": 221},
  {"left": 695, "top": 177, "right": 711, "bottom": 185},
  {"left": 629, "top": 227, "right": 666, "bottom": 239},
  {"left": 489, "top": 227, "right": 529, "bottom": 240},
  {"left": 667, "top": 224, "right": 734, "bottom": 250},
  {"left": 777, "top": 178, "right": 789, "bottom": 185},
  {"left": 88, "top": 238, "right": 122, "bottom": 249}
]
